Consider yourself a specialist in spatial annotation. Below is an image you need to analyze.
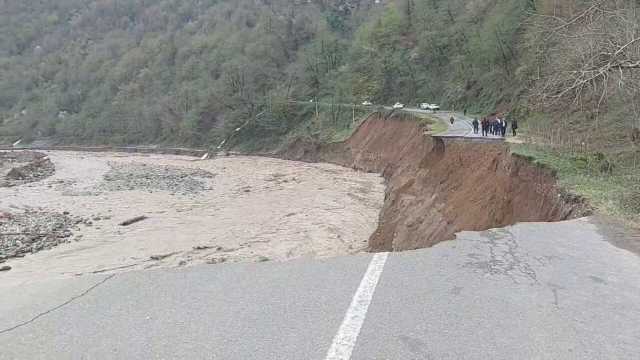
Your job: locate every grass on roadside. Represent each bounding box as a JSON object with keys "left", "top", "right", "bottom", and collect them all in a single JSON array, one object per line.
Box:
[
  {"left": 511, "top": 143, "right": 640, "bottom": 226},
  {"left": 410, "top": 113, "right": 448, "bottom": 135}
]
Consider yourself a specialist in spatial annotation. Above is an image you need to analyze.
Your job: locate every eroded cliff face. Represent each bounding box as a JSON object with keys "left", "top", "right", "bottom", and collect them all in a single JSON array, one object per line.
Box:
[{"left": 280, "top": 113, "right": 590, "bottom": 251}]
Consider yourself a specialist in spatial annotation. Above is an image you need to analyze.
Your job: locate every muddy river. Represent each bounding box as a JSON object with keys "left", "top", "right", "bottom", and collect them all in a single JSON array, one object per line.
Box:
[{"left": 0, "top": 151, "right": 385, "bottom": 288}]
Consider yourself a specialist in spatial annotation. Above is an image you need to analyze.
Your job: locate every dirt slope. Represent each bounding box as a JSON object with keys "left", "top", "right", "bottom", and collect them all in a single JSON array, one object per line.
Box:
[{"left": 280, "top": 112, "right": 590, "bottom": 251}]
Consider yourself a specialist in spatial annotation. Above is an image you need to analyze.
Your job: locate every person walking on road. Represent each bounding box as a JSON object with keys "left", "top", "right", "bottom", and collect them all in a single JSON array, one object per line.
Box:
[
  {"left": 501, "top": 118, "right": 508, "bottom": 137},
  {"left": 450, "top": 115, "right": 455, "bottom": 125},
  {"left": 506, "top": 112, "right": 517, "bottom": 137},
  {"left": 472, "top": 118, "right": 479, "bottom": 134},
  {"left": 481, "top": 117, "right": 488, "bottom": 136},
  {"left": 496, "top": 116, "right": 504, "bottom": 137}
]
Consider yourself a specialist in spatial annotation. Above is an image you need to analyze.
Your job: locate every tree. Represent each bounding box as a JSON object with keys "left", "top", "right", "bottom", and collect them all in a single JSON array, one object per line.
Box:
[{"left": 531, "top": 0, "right": 640, "bottom": 114}]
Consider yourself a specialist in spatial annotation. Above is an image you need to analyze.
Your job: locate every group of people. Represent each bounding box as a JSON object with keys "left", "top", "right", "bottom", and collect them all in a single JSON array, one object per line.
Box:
[{"left": 471, "top": 113, "right": 518, "bottom": 137}]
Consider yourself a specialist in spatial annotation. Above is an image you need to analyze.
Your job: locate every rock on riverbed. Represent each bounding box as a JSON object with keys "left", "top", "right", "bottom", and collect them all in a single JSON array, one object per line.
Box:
[
  {"left": 97, "top": 162, "right": 215, "bottom": 195},
  {"left": 0, "top": 209, "right": 86, "bottom": 262},
  {"left": 0, "top": 151, "right": 55, "bottom": 187}
]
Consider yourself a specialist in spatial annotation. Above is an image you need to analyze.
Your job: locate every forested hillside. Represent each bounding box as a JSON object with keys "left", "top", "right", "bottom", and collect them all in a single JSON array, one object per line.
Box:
[
  {"left": 0, "top": 0, "right": 531, "bottom": 145},
  {"left": 1, "top": 0, "right": 639, "bottom": 153}
]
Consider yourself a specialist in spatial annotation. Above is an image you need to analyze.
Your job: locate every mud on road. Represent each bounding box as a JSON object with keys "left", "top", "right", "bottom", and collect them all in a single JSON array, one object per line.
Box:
[{"left": 0, "top": 151, "right": 384, "bottom": 287}]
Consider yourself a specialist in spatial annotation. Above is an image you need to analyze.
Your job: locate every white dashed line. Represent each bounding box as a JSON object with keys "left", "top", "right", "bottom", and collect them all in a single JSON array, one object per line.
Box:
[{"left": 325, "top": 252, "right": 389, "bottom": 360}]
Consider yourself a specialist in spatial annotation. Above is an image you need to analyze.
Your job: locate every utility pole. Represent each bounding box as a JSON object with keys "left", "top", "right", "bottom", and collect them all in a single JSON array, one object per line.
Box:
[{"left": 352, "top": 103, "right": 356, "bottom": 123}]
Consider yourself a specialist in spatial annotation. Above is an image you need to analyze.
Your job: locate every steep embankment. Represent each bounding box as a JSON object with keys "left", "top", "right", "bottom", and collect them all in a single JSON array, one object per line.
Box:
[{"left": 280, "top": 113, "right": 590, "bottom": 251}]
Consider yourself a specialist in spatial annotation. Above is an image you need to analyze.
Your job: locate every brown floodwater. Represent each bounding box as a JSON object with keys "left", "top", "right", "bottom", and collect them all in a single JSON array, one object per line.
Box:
[{"left": 0, "top": 151, "right": 384, "bottom": 288}]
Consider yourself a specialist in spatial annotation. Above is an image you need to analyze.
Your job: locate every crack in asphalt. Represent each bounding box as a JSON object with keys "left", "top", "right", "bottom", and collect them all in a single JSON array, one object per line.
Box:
[
  {"left": 464, "top": 228, "right": 539, "bottom": 285},
  {"left": 0, "top": 274, "right": 116, "bottom": 335}
]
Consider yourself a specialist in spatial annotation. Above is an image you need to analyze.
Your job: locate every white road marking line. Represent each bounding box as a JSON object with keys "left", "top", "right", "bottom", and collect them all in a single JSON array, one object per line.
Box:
[{"left": 325, "top": 252, "right": 389, "bottom": 360}]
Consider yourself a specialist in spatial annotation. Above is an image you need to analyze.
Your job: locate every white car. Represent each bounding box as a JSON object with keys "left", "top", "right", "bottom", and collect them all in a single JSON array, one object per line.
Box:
[
  {"left": 392, "top": 102, "right": 405, "bottom": 109},
  {"left": 362, "top": 101, "right": 373, "bottom": 106},
  {"left": 419, "top": 103, "right": 440, "bottom": 111}
]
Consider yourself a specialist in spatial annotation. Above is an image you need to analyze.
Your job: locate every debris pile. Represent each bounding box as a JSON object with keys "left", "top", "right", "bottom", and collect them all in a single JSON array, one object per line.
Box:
[
  {"left": 0, "top": 151, "right": 55, "bottom": 187},
  {"left": 0, "top": 209, "right": 86, "bottom": 262},
  {"left": 98, "top": 162, "right": 215, "bottom": 195}
]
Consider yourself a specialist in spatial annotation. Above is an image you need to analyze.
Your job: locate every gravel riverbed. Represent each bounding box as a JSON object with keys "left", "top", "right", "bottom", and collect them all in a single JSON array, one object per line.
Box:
[
  {"left": 0, "top": 209, "right": 88, "bottom": 263},
  {"left": 98, "top": 162, "right": 215, "bottom": 194},
  {"left": 0, "top": 151, "right": 55, "bottom": 187}
]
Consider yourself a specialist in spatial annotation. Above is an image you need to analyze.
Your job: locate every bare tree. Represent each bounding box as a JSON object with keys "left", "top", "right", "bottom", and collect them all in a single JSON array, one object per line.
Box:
[{"left": 530, "top": 0, "right": 640, "bottom": 115}]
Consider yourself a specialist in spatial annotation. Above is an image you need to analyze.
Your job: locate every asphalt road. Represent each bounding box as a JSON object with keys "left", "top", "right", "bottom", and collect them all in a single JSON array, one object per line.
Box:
[
  {"left": 405, "top": 108, "right": 473, "bottom": 137},
  {"left": 406, "top": 109, "right": 505, "bottom": 140},
  {"left": 291, "top": 101, "right": 496, "bottom": 139},
  {"left": 1, "top": 218, "right": 639, "bottom": 359}
]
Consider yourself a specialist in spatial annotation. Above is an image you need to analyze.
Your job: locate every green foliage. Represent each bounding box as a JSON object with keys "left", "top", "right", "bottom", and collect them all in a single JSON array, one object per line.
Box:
[{"left": 0, "top": 0, "right": 532, "bottom": 146}]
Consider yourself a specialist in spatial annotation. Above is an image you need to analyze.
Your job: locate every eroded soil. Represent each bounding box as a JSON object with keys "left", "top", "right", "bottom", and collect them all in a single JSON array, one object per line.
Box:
[{"left": 280, "top": 113, "right": 591, "bottom": 251}]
